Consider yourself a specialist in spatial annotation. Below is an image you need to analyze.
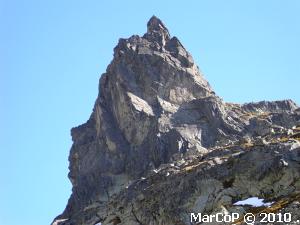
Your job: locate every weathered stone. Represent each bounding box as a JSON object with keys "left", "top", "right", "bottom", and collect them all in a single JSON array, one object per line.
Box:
[{"left": 53, "top": 16, "right": 300, "bottom": 225}]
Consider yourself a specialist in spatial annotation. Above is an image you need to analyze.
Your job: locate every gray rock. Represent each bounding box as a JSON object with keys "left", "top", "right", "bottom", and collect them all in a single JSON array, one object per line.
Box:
[
  {"left": 242, "top": 100, "right": 298, "bottom": 114},
  {"left": 53, "top": 16, "right": 300, "bottom": 225}
]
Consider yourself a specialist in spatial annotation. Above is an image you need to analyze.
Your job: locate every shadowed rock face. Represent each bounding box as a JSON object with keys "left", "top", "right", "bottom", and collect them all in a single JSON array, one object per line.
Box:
[{"left": 53, "top": 16, "right": 300, "bottom": 225}]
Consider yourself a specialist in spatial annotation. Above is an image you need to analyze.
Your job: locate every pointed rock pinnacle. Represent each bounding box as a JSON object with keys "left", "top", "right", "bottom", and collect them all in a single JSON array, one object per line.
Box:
[{"left": 144, "top": 15, "right": 170, "bottom": 45}]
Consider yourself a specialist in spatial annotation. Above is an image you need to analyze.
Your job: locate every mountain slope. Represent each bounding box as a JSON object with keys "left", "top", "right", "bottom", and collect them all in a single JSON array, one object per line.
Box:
[{"left": 53, "top": 16, "right": 300, "bottom": 225}]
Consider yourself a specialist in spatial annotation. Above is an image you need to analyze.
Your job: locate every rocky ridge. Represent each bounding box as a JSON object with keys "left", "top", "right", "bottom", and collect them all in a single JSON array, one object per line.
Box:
[{"left": 53, "top": 16, "right": 300, "bottom": 225}]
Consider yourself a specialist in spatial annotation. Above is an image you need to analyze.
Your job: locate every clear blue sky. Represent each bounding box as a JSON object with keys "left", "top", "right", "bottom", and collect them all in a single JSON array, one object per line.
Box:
[{"left": 1, "top": 1, "right": 300, "bottom": 225}]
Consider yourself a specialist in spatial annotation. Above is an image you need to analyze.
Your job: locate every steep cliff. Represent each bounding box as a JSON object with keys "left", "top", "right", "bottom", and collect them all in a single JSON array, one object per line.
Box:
[{"left": 53, "top": 16, "right": 300, "bottom": 225}]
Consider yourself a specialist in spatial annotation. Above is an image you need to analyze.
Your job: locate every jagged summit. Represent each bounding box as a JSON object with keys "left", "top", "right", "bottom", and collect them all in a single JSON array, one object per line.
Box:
[
  {"left": 147, "top": 16, "right": 169, "bottom": 34},
  {"left": 147, "top": 16, "right": 170, "bottom": 39},
  {"left": 53, "top": 17, "right": 300, "bottom": 225},
  {"left": 144, "top": 15, "right": 170, "bottom": 45}
]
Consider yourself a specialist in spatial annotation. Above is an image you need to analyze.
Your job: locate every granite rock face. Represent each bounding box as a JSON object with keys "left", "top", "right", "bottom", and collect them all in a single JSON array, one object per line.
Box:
[{"left": 53, "top": 16, "right": 300, "bottom": 225}]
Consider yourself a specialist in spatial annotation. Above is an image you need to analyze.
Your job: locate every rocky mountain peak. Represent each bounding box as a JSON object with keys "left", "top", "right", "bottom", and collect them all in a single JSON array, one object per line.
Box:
[
  {"left": 147, "top": 16, "right": 169, "bottom": 35},
  {"left": 144, "top": 15, "right": 170, "bottom": 45},
  {"left": 53, "top": 17, "right": 300, "bottom": 225}
]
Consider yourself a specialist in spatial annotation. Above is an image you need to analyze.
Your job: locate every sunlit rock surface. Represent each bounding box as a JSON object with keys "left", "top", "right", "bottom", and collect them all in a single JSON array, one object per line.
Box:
[{"left": 53, "top": 16, "right": 300, "bottom": 225}]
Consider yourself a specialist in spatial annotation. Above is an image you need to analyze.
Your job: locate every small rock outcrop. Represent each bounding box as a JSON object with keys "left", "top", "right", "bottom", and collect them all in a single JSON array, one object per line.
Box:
[{"left": 53, "top": 16, "right": 300, "bottom": 225}]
